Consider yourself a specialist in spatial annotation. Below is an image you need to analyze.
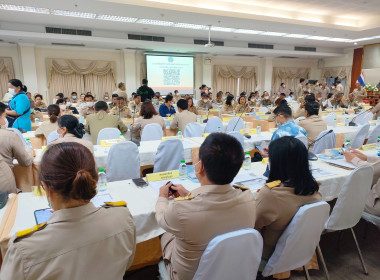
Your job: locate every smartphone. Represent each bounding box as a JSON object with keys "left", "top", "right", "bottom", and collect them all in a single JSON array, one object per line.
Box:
[
  {"left": 132, "top": 178, "right": 148, "bottom": 187},
  {"left": 34, "top": 208, "right": 53, "bottom": 224},
  {"left": 166, "top": 181, "right": 177, "bottom": 194},
  {"left": 341, "top": 147, "right": 348, "bottom": 153},
  {"left": 256, "top": 145, "right": 263, "bottom": 151}
]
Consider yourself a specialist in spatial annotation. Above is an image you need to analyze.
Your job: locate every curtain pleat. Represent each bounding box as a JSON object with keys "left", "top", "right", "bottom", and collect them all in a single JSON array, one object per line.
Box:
[
  {"left": 272, "top": 67, "right": 310, "bottom": 94},
  {"left": 0, "top": 57, "right": 15, "bottom": 100},
  {"left": 321, "top": 67, "right": 351, "bottom": 94},
  {"left": 213, "top": 66, "right": 257, "bottom": 96}
]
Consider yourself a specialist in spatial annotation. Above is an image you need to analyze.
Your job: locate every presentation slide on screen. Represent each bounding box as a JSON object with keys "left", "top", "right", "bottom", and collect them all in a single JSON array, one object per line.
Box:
[{"left": 146, "top": 55, "right": 194, "bottom": 95}]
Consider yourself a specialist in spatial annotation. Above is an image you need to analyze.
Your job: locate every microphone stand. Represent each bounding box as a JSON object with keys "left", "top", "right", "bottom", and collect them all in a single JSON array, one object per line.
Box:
[
  {"left": 348, "top": 108, "right": 372, "bottom": 126},
  {"left": 203, "top": 108, "right": 209, "bottom": 123},
  {"left": 130, "top": 105, "right": 139, "bottom": 145},
  {"left": 307, "top": 129, "right": 334, "bottom": 161},
  {"left": 232, "top": 103, "right": 249, "bottom": 133}
]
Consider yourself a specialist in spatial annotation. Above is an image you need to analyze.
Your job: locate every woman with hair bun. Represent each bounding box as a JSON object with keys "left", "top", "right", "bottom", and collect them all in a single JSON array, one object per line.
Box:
[
  {"left": 49, "top": 115, "right": 94, "bottom": 152},
  {"left": 5, "top": 79, "right": 31, "bottom": 131},
  {"left": 35, "top": 104, "right": 60, "bottom": 139},
  {"left": 0, "top": 142, "right": 136, "bottom": 279}
]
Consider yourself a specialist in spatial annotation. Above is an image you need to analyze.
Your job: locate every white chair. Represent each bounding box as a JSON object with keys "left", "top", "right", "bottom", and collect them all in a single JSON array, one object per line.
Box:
[
  {"left": 141, "top": 123, "right": 163, "bottom": 141},
  {"left": 296, "top": 135, "right": 308, "bottom": 148},
  {"left": 324, "top": 165, "right": 374, "bottom": 275},
  {"left": 227, "top": 131, "right": 245, "bottom": 150},
  {"left": 106, "top": 142, "right": 140, "bottom": 182},
  {"left": 204, "top": 117, "right": 223, "bottom": 133},
  {"left": 312, "top": 129, "right": 336, "bottom": 154},
  {"left": 362, "top": 212, "right": 380, "bottom": 230},
  {"left": 295, "top": 116, "right": 305, "bottom": 124},
  {"left": 262, "top": 201, "right": 330, "bottom": 279},
  {"left": 153, "top": 138, "right": 184, "bottom": 173},
  {"left": 350, "top": 124, "right": 370, "bottom": 149},
  {"left": 7, "top": 128, "right": 27, "bottom": 147},
  {"left": 366, "top": 124, "right": 380, "bottom": 144},
  {"left": 226, "top": 117, "right": 244, "bottom": 133},
  {"left": 354, "top": 111, "right": 374, "bottom": 125},
  {"left": 96, "top": 128, "right": 121, "bottom": 145},
  {"left": 184, "top": 122, "right": 203, "bottom": 138},
  {"left": 324, "top": 113, "right": 337, "bottom": 126},
  {"left": 46, "top": 130, "right": 59, "bottom": 144},
  {"left": 193, "top": 228, "right": 263, "bottom": 280}
]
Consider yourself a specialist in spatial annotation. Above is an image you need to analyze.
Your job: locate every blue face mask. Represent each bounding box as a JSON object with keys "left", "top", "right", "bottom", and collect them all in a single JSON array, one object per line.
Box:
[{"left": 153, "top": 99, "right": 158, "bottom": 104}]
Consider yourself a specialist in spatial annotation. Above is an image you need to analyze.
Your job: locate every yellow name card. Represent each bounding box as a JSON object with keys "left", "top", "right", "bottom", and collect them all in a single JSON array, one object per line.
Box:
[
  {"left": 161, "top": 136, "right": 178, "bottom": 140},
  {"left": 222, "top": 117, "right": 233, "bottom": 122},
  {"left": 203, "top": 133, "right": 211, "bottom": 138},
  {"left": 33, "top": 186, "right": 46, "bottom": 196},
  {"left": 369, "top": 120, "right": 377, "bottom": 125},
  {"left": 360, "top": 143, "right": 376, "bottom": 150},
  {"left": 100, "top": 139, "right": 122, "bottom": 147},
  {"left": 239, "top": 129, "right": 257, "bottom": 134},
  {"left": 209, "top": 109, "right": 219, "bottom": 112},
  {"left": 336, "top": 123, "right": 345, "bottom": 127},
  {"left": 256, "top": 112, "right": 265, "bottom": 116},
  {"left": 262, "top": 158, "right": 269, "bottom": 164},
  {"left": 165, "top": 117, "right": 174, "bottom": 120},
  {"left": 335, "top": 112, "right": 343, "bottom": 115},
  {"left": 146, "top": 170, "right": 179, "bottom": 182}
]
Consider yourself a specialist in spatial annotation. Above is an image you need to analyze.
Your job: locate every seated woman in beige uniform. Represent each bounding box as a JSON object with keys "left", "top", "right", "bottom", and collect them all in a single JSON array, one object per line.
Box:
[
  {"left": 186, "top": 97, "right": 198, "bottom": 115},
  {"left": 235, "top": 95, "right": 252, "bottom": 113},
  {"left": 35, "top": 104, "right": 60, "bottom": 139},
  {"left": 261, "top": 91, "right": 272, "bottom": 106},
  {"left": 221, "top": 94, "right": 236, "bottom": 114},
  {"left": 49, "top": 115, "right": 93, "bottom": 153},
  {"left": 255, "top": 136, "right": 321, "bottom": 263},
  {"left": 1, "top": 142, "right": 136, "bottom": 279}
]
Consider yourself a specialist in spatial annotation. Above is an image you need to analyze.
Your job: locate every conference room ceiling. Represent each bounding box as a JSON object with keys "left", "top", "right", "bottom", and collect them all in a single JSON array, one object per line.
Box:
[{"left": 0, "top": 0, "right": 379, "bottom": 58}]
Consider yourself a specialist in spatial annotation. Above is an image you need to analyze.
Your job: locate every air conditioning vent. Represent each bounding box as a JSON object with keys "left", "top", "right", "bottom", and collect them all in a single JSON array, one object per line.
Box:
[
  {"left": 248, "top": 43, "right": 273, "bottom": 49},
  {"left": 194, "top": 39, "right": 224, "bottom": 46},
  {"left": 128, "top": 34, "right": 165, "bottom": 42},
  {"left": 278, "top": 56, "right": 298, "bottom": 59},
  {"left": 295, "top": 46, "right": 316, "bottom": 52},
  {"left": 235, "top": 54, "right": 257, "bottom": 57},
  {"left": 51, "top": 43, "right": 85, "bottom": 47},
  {"left": 46, "top": 27, "right": 92, "bottom": 36}
]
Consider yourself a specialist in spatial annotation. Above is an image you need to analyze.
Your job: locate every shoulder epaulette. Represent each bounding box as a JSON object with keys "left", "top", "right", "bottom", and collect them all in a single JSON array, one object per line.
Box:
[
  {"left": 233, "top": 184, "right": 249, "bottom": 191},
  {"left": 104, "top": 201, "right": 127, "bottom": 207},
  {"left": 175, "top": 195, "right": 194, "bottom": 201},
  {"left": 16, "top": 222, "right": 47, "bottom": 240},
  {"left": 266, "top": 180, "right": 281, "bottom": 189}
]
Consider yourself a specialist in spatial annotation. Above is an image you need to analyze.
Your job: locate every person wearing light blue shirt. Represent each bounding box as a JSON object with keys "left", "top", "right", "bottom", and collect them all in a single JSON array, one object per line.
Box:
[
  {"left": 6, "top": 79, "right": 31, "bottom": 132},
  {"left": 159, "top": 95, "right": 176, "bottom": 117}
]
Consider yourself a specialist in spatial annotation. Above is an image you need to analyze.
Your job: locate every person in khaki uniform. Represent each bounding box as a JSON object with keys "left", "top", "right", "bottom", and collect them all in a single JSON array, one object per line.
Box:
[
  {"left": 331, "top": 92, "right": 348, "bottom": 108},
  {"left": 0, "top": 154, "right": 17, "bottom": 193},
  {"left": 335, "top": 80, "right": 344, "bottom": 93},
  {"left": 131, "top": 101, "right": 166, "bottom": 139},
  {"left": 298, "top": 102, "right": 327, "bottom": 146},
  {"left": 129, "top": 94, "right": 142, "bottom": 114},
  {"left": 85, "top": 101, "right": 128, "bottom": 144},
  {"left": 0, "top": 142, "right": 136, "bottom": 279},
  {"left": 170, "top": 99, "right": 197, "bottom": 132},
  {"left": 347, "top": 93, "right": 359, "bottom": 107},
  {"left": 260, "top": 92, "right": 272, "bottom": 107},
  {"left": 212, "top": 91, "right": 224, "bottom": 106},
  {"left": 221, "top": 95, "right": 236, "bottom": 114},
  {"left": 295, "top": 78, "right": 305, "bottom": 99},
  {"left": 196, "top": 93, "right": 212, "bottom": 110},
  {"left": 371, "top": 102, "right": 380, "bottom": 120},
  {"left": 352, "top": 84, "right": 367, "bottom": 102},
  {"left": 156, "top": 133, "right": 256, "bottom": 280},
  {"left": 110, "top": 97, "right": 132, "bottom": 118},
  {"left": 343, "top": 149, "right": 380, "bottom": 216},
  {"left": 255, "top": 136, "right": 321, "bottom": 261},
  {"left": 235, "top": 96, "right": 252, "bottom": 113},
  {"left": 79, "top": 95, "right": 95, "bottom": 118},
  {"left": 318, "top": 82, "right": 330, "bottom": 101},
  {"left": 35, "top": 104, "right": 60, "bottom": 139},
  {"left": 113, "top": 82, "right": 129, "bottom": 102},
  {"left": 34, "top": 94, "right": 47, "bottom": 111},
  {"left": 187, "top": 97, "right": 198, "bottom": 115}
]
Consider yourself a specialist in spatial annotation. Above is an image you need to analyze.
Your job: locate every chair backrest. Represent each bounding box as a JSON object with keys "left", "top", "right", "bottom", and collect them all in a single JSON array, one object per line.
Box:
[
  {"left": 141, "top": 123, "right": 164, "bottom": 141},
  {"left": 96, "top": 128, "right": 122, "bottom": 145},
  {"left": 366, "top": 124, "right": 380, "bottom": 144},
  {"left": 350, "top": 124, "right": 370, "bottom": 149},
  {"left": 153, "top": 138, "right": 184, "bottom": 173},
  {"left": 227, "top": 131, "right": 245, "bottom": 149},
  {"left": 184, "top": 122, "right": 204, "bottom": 138},
  {"left": 354, "top": 111, "right": 374, "bottom": 125},
  {"left": 312, "top": 129, "right": 336, "bottom": 154},
  {"left": 106, "top": 141, "right": 140, "bottom": 182},
  {"left": 262, "top": 201, "right": 330, "bottom": 277},
  {"left": 204, "top": 117, "right": 223, "bottom": 133},
  {"left": 226, "top": 117, "right": 244, "bottom": 132},
  {"left": 295, "top": 135, "right": 308, "bottom": 148},
  {"left": 46, "top": 130, "right": 59, "bottom": 144},
  {"left": 325, "top": 165, "right": 373, "bottom": 231},
  {"left": 324, "top": 113, "right": 337, "bottom": 126},
  {"left": 193, "top": 228, "right": 263, "bottom": 280},
  {"left": 7, "top": 128, "right": 27, "bottom": 147},
  {"left": 294, "top": 116, "right": 305, "bottom": 124}
]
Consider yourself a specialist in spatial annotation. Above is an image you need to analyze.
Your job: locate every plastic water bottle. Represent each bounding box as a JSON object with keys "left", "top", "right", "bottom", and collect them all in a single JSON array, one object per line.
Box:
[
  {"left": 79, "top": 115, "right": 84, "bottom": 124},
  {"left": 344, "top": 140, "right": 352, "bottom": 150},
  {"left": 178, "top": 129, "right": 184, "bottom": 140},
  {"left": 179, "top": 160, "right": 187, "bottom": 180},
  {"left": 257, "top": 124, "right": 261, "bottom": 136},
  {"left": 35, "top": 118, "right": 40, "bottom": 126},
  {"left": 376, "top": 136, "right": 380, "bottom": 150},
  {"left": 244, "top": 152, "right": 251, "bottom": 170},
  {"left": 199, "top": 115, "right": 203, "bottom": 123},
  {"left": 217, "top": 126, "right": 222, "bottom": 132},
  {"left": 97, "top": 169, "right": 107, "bottom": 192},
  {"left": 25, "top": 138, "right": 32, "bottom": 149},
  {"left": 332, "top": 118, "right": 337, "bottom": 128},
  {"left": 345, "top": 117, "right": 350, "bottom": 126},
  {"left": 233, "top": 109, "right": 236, "bottom": 116},
  {"left": 119, "top": 133, "right": 125, "bottom": 141},
  {"left": 377, "top": 117, "right": 380, "bottom": 126}
]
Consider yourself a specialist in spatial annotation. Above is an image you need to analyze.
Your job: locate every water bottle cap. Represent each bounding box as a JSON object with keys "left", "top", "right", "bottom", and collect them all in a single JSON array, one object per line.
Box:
[
  {"left": 99, "top": 168, "right": 104, "bottom": 172},
  {"left": 334, "top": 119, "right": 336, "bottom": 120},
  {"left": 218, "top": 126, "right": 220, "bottom": 128},
  {"left": 257, "top": 124, "right": 260, "bottom": 127},
  {"left": 26, "top": 138, "right": 30, "bottom": 141},
  {"left": 346, "top": 140, "right": 350, "bottom": 142},
  {"left": 178, "top": 129, "right": 181, "bottom": 132},
  {"left": 181, "top": 160, "right": 185, "bottom": 163},
  {"left": 246, "top": 152, "right": 250, "bottom": 155},
  {"left": 120, "top": 133, "right": 123, "bottom": 136}
]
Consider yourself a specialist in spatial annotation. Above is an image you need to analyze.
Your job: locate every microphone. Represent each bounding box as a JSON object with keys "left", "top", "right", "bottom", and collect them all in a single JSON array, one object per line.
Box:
[
  {"left": 307, "top": 129, "right": 334, "bottom": 161},
  {"left": 348, "top": 108, "right": 372, "bottom": 126},
  {"left": 232, "top": 103, "right": 248, "bottom": 133},
  {"left": 129, "top": 105, "right": 139, "bottom": 145}
]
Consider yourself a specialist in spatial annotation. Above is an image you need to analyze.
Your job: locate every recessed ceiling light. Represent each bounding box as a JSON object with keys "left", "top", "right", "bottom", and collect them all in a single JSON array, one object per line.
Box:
[
  {"left": 284, "top": 34, "right": 309, "bottom": 38},
  {"left": 261, "top": 32, "right": 287, "bottom": 36},
  {"left": 173, "top": 23, "right": 208, "bottom": 30},
  {"left": 97, "top": 14, "right": 137, "bottom": 23},
  {"left": 211, "top": 26, "right": 235, "bottom": 32},
  {"left": 136, "top": 19, "right": 174, "bottom": 26},
  {"left": 307, "top": 36, "right": 330, "bottom": 41},
  {"left": 51, "top": 9, "right": 96, "bottom": 19},
  {"left": 234, "top": 29, "right": 264, "bottom": 34},
  {"left": 0, "top": 4, "right": 49, "bottom": 14},
  {"left": 350, "top": 37, "right": 374, "bottom": 42},
  {"left": 326, "top": 38, "right": 351, "bottom": 42}
]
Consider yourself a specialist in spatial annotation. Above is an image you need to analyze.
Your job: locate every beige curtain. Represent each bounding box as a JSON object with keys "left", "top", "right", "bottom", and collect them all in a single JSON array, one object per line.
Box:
[
  {"left": 321, "top": 67, "right": 351, "bottom": 95},
  {"left": 272, "top": 67, "right": 310, "bottom": 95},
  {"left": 47, "top": 59, "right": 116, "bottom": 100},
  {"left": 213, "top": 66, "right": 257, "bottom": 96},
  {"left": 0, "top": 57, "right": 15, "bottom": 100}
]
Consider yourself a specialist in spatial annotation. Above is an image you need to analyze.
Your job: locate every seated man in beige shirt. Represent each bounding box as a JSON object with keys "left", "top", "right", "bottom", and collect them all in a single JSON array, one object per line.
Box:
[
  {"left": 110, "top": 97, "right": 132, "bottom": 118},
  {"left": 170, "top": 99, "right": 197, "bottom": 133},
  {"left": 156, "top": 133, "right": 256, "bottom": 280},
  {"left": 85, "top": 101, "right": 128, "bottom": 144}
]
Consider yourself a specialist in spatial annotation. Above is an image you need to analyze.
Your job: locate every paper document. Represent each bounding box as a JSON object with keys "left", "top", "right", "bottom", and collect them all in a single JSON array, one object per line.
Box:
[
  {"left": 320, "top": 158, "right": 356, "bottom": 169},
  {"left": 233, "top": 172, "right": 267, "bottom": 191},
  {"left": 91, "top": 193, "right": 113, "bottom": 208},
  {"left": 310, "top": 167, "right": 336, "bottom": 178}
]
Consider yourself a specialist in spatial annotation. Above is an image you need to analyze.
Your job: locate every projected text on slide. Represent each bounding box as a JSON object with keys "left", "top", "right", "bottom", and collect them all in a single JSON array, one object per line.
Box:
[{"left": 146, "top": 55, "right": 194, "bottom": 95}]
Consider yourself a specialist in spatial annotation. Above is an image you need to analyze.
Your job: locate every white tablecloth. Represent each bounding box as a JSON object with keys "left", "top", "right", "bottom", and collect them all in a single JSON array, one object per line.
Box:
[{"left": 329, "top": 125, "right": 375, "bottom": 142}]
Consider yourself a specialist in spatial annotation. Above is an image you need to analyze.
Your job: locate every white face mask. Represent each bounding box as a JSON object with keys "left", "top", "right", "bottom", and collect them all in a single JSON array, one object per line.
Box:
[
  {"left": 104, "top": 97, "right": 109, "bottom": 100},
  {"left": 66, "top": 102, "right": 72, "bottom": 107},
  {"left": 8, "top": 88, "right": 16, "bottom": 96},
  {"left": 1, "top": 117, "right": 8, "bottom": 129},
  {"left": 86, "top": 102, "right": 94, "bottom": 107},
  {"left": 318, "top": 97, "right": 322, "bottom": 101},
  {"left": 59, "top": 105, "right": 66, "bottom": 110},
  {"left": 72, "top": 96, "right": 77, "bottom": 100},
  {"left": 264, "top": 96, "right": 269, "bottom": 100}
]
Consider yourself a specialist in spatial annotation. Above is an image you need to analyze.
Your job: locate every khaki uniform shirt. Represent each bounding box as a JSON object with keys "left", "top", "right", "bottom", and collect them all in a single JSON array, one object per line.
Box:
[
  {"left": 212, "top": 98, "right": 224, "bottom": 106},
  {"left": 1, "top": 203, "right": 136, "bottom": 280},
  {"left": 221, "top": 104, "right": 236, "bottom": 114},
  {"left": 108, "top": 102, "right": 117, "bottom": 110},
  {"left": 261, "top": 99, "right": 272, "bottom": 107},
  {"left": 351, "top": 156, "right": 380, "bottom": 216},
  {"left": 85, "top": 111, "right": 128, "bottom": 144},
  {"left": 311, "top": 85, "right": 320, "bottom": 95},
  {"left": 298, "top": 96, "right": 305, "bottom": 104},
  {"left": 347, "top": 99, "right": 359, "bottom": 107},
  {"left": 235, "top": 104, "right": 251, "bottom": 114},
  {"left": 35, "top": 121, "right": 58, "bottom": 139},
  {"left": 156, "top": 184, "right": 256, "bottom": 280},
  {"left": 35, "top": 102, "right": 47, "bottom": 111},
  {"left": 110, "top": 106, "right": 132, "bottom": 118},
  {"left": 298, "top": 115, "right": 328, "bottom": 146},
  {"left": 129, "top": 102, "right": 142, "bottom": 114},
  {"left": 318, "top": 87, "right": 330, "bottom": 100},
  {"left": 48, "top": 133, "right": 94, "bottom": 153},
  {"left": 330, "top": 98, "right": 348, "bottom": 108},
  {"left": 196, "top": 100, "right": 212, "bottom": 110},
  {"left": 372, "top": 103, "right": 380, "bottom": 119},
  {"left": 0, "top": 128, "right": 33, "bottom": 169},
  {"left": 0, "top": 155, "right": 17, "bottom": 193},
  {"left": 31, "top": 110, "right": 43, "bottom": 122},
  {"left": 131, "top": 115, "right": 166, "bottom": 138},
  {"left": 352, "top": 88, "right": 367, "bottom": 102},
  {"left": 188, "top": 106, "right": 198, "bottom": 115},
  {"left": 295, "top": 83, "right": 303, "bottom": 99},
  {"left": 336, "top": 84, "right": 344, "bottom": 93},
  {"left": 112, "top": 89, "right": 129, "bottom": 102},
  {"left": 79, "top": 106, "right": 95, "bottom": 118},
  {"left": 255, "top": 182, "right": 322, "bottom": 260},
  {"left": 170, "top": 110, "right": 197, "bottom": 132}
]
